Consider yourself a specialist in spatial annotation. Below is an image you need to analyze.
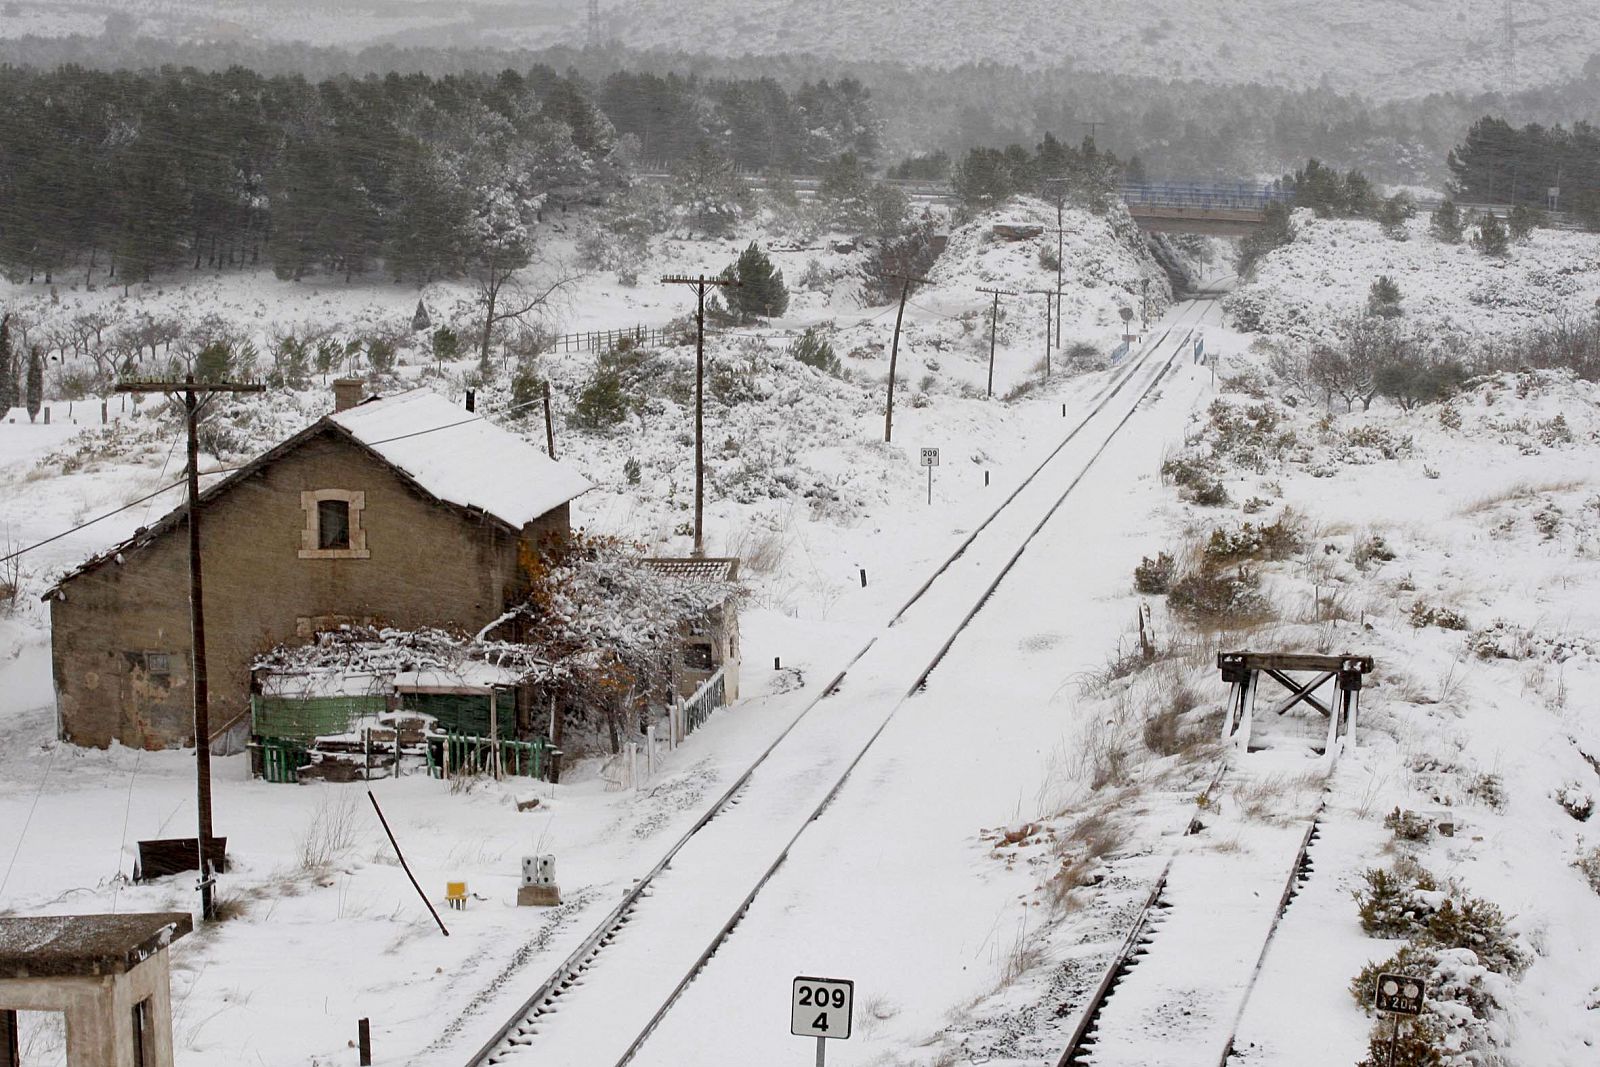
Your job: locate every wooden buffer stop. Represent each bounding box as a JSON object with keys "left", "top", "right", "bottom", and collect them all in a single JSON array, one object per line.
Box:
[
  {"left": 1217, "top": 651, "right": 1374, "bottom": 758},
  {"left": 0, "top": 912, "right": 192, "bottom": 1067}
]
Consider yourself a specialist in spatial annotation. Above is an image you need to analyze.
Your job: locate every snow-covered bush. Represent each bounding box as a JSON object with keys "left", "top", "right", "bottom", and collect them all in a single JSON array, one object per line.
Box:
[
  {"left": 1555, "top": 783, "right": 1595, "bottom": 821},
  {"left": 1355, "top": 863, "right": 1438, "bottom": 936},
  {"left": 1409, "top": 603, "right": 1470, "bottom": 631},
  {"left": 1573, "top": 846, "right": 1600, "bottom": 893},
  {"left": 1384, "top": 807, "right": 1433, "bottom": 843},
  {"left": 1132, "top": 552, "right": 1176, "bottom": 595}
]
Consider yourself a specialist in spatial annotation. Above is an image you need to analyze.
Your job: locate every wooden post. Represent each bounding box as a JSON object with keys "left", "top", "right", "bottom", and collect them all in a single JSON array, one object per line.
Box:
[
  {"left": 976, "top": 287, "right": 1016, "bottom": 398},
  {"left": 1027, "top": 288, "right": 1055, "bottom": 377},
  {"left": 366, "top": 790, "right": 450, "bottom": 937},
  {"left": 358, "top": 1019, "right": 372, "bottom": 1066},
  {"left": 1234, "top": 671, "right": 1259, "bottom": 751},
  {"left": 1, "top": 1009, "right": 18, "bottom": 1067},
  {"left": 116, "top": 374, "right": 263, "bottom": 920},
  {"left": 488, "top": 690, "right": 501, "bottom": 780},
  {"left": 542, "top": 380, "right": 556, "bottom": 459}
]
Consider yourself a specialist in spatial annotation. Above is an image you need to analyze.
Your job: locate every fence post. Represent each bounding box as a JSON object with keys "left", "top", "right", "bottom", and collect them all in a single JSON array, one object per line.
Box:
[{"left": 646, "top": 724, "right": 657, "bottom": 779}]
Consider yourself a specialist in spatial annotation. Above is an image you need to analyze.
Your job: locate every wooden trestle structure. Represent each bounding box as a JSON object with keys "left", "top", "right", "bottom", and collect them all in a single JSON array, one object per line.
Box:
[{"left": 1217, "top": 651, "right": 1374, "bottom": 758}]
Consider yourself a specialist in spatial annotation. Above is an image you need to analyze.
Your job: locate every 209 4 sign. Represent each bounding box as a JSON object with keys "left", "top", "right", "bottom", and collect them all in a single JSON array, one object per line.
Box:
[{"left": 791, "top": 976, "right": 854, "bottom": 1040}]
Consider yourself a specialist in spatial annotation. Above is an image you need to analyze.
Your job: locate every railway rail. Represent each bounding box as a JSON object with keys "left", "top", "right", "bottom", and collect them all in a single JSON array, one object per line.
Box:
[{"left": 452, "top": 293, "right": 1221, "bottom": 1067}]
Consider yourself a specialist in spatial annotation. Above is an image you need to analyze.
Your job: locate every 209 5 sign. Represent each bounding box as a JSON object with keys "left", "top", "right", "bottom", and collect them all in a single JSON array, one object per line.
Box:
[{"left": 791, "top": 976, "right": 854, "bottom": 1040}]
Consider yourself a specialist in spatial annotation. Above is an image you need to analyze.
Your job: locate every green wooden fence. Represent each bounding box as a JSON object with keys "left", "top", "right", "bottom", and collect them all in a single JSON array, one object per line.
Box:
[
  {"left": 426, "top": 731, "right": 556, "bottom": 780},
  {"left": 260, "top": 739, "right": 310, "bottom": 784}
]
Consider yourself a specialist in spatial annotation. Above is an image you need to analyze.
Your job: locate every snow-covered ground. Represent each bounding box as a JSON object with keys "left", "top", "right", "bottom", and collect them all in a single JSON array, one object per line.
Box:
[
  {"left": 0, "top": 200, "right": 1193, "bottom": 1064},
  {"left": 1225, "top": 210, "right": 1600, "bottom": 343},
  {"left": 5, "top": 191, "right": 1600, "bottom": 1067}
]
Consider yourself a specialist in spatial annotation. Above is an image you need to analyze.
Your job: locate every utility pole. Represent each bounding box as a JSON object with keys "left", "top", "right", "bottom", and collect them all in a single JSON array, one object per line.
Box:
[
  {"left": 884, "top": 273, "right": 928, "bottom": 442},
  {"left": 662, "top": 275, "right": 739, "bottom": 556},
  {"left": 1082, "top": 120, "right": 1106, "bottom": 145},
  {"left": 115, "top": 373, "right": 264, "bottom": 921},
  {"left": 976, "top": 287, "right": 1017, "bottom": 398},
  {"left": 587, "top": 0, "right": 601, "bottom": 46},
  {"left": 1042, "top": 177, "right": 1070, "bottom": 348},
  {"left": 542, "top": 380, "right": 556, "bottom": 459},
  {"left": 1025, "top": 288, "right": 1055, "bottom": 377}
]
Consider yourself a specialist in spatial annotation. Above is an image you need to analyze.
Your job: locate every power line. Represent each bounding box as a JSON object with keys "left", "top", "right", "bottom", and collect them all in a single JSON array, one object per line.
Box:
[{"left": 2, "top": 385, "right": 566, "bottom": 568}]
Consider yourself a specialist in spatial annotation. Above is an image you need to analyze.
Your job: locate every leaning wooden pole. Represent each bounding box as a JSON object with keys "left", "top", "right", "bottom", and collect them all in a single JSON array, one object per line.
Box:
[{"left": 368, "top": 790, "right": 450, "bottom": 936}]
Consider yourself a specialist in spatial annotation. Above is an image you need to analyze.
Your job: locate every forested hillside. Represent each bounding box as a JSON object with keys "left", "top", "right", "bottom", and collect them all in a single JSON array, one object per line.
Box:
[{"left": 0, "top": 65, "right": 875, "bottom": 286}]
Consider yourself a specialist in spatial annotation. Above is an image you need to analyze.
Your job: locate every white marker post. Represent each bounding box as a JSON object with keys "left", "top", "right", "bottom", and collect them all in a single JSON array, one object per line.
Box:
[
  {"left": 920, "top": 447, "right": 940, "bottom": 505},
  {"left": 792, "top": 976, "right": 853, "bottom": 1066}
]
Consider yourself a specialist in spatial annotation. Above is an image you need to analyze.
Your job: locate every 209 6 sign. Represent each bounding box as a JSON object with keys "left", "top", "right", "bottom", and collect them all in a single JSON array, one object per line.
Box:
[{"left": 791, "top": 976, "right": 854, "bottom": 1040}]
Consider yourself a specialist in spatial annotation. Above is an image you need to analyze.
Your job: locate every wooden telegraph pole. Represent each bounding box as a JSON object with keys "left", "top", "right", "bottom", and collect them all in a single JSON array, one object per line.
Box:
[
  {"left": 115, "top": 373, "right": 264, "bottom": 920},
  {"left": 662, "top": 275, "right": 740, "bottom": 556},
  {"left": 1025, "top": 288, "right": 1055, "bottom": 377},
  {"left": 1042, "top": 177, "right": 1069, "bottom": 348},
  {"left": 976, "top": 287, "right": 1017, "bottom": 398},
  {"left": 884, "top": 273, "right": 928, "bottom": 443},
  {"left": 542, "top": 380, "right": 556, "bottom": 459}
]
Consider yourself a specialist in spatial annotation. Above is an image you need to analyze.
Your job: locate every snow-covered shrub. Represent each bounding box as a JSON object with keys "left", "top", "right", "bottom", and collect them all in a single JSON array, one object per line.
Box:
[
  {"left": 788, "top": 328, "right": 840, "bottom": 377},
  {"left": 1384, "top": 807, "right": 1433, "bottom": 843},
  {"left": 1167, "top": 566, "right": 1267, "bottom": 626},
  {"left": 1201, "top": 514, "right": 1305, "bottom": 565},
  {"left": 1555, "top": 783, "right": 1593, "bottom": 821},
  {"left": 1409, "top": 603, "right": 1470, "bottom": 631},
  {"left": 1132, "top": 552, "right": 1176, "bottom": 595},
  {"left": 1352, "top": 944, "right": 1514, "bottom": 1066},
  {"left": 1572, "top": 846, "right": 1600, "bottom": 893},
  {"left": 1355, "top": 863, "right": 1437, "bottom": 936},
  {"left": 1464, "top": 773, "right": 1507, "bottom": 812},
  {"left": 1354, "top": 1016, "right": 1445, "bottom": 1067},
  {"left": 1424, "top": 897, "right": 1530, "bottom": 976}
]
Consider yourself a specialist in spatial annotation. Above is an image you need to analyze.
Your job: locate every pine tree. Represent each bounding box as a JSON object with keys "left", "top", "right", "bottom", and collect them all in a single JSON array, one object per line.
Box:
[
  {"left": 1429, "top": 200, "right": 1464, "bottom": 244},
  {"left": 722, "top": 243, "right": 789, "bottom": 321},
  {"left": 25, "top": 346, "right": 43, "bottom": 423},
  {"left": 1379, "top": 193, "right": 1416, "bottom": 240},
  {"left": 1507, "top": 204, "right": 1543, "bottom": 241},
  {"left": 1473, "top": 213, "right": 1510, "bottom": 257},
  {"left": 0, "top": 314, "right": 15, "bottom": 417},
  {"left": 1367, "top": 276, "right": 1403, "bottom": 318}
]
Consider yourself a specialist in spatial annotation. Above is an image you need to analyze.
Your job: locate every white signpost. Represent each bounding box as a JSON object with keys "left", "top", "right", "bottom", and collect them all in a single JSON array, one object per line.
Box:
[
  {"left": 792, "top": 975, "right": 853, "bottom": 1065},
  {"left": 920, "top": 447, "right": 940, "bottom": 505}
]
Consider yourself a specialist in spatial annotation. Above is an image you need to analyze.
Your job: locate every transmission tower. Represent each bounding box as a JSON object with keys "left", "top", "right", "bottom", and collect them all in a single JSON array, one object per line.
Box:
[{"left": 588, "top": 0, "right": 601, "bottom": 46}]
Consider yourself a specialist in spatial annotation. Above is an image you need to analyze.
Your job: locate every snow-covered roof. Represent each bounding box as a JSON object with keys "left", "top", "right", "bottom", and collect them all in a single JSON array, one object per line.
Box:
[
  {"left": 394, "top": 662, "right": 527, "bottom": 691},
  {"left": 332, "top": 389, "right": 590, "bottom": 528}
]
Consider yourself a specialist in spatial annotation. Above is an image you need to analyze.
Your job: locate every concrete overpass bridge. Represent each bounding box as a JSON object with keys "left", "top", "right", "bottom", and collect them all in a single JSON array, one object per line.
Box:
[{"left": 1119, "top": 182, "right": 1288, "bottom": 236}]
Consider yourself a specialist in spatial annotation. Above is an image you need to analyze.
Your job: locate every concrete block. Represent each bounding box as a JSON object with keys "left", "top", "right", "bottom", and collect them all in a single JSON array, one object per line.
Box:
[{"left": 517, "top": 884, "right": 561, "bottom": 907}]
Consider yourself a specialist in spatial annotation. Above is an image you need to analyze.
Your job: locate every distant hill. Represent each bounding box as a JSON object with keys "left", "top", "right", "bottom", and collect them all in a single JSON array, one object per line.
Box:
[{"left": 599, "top": 0, "right": 1600, "bottom": 97}]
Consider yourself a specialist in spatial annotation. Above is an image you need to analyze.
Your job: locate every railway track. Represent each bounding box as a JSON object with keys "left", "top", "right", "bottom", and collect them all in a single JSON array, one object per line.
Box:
[
  {"left": 450, "top": 294, "right": 1221, "bottom": 1067},
  {"left": 1055, "top": 783, "right": 1332, "bottom": 1067}
]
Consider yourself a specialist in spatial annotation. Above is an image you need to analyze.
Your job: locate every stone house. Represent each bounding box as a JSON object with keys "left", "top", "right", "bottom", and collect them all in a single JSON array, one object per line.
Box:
[{"left": 45, "top": 383, "right": 591, "bottom": 750}]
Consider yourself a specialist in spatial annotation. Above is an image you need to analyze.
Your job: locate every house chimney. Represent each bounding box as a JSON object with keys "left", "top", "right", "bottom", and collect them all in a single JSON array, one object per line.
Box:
[{"left": 332, "top": 378, "right": 364, "bottom": 413}]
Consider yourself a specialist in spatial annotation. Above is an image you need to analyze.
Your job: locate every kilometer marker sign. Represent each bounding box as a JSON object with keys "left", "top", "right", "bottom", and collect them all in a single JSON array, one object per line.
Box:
[{"left": 791, "top": 975, "right": 854, "bottom": 1040}]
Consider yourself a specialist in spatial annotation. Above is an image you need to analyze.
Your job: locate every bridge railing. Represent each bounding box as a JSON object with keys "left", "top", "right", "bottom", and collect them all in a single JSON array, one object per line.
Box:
[{"left": 1119, "top": 181, "right": 1289, "bottom": 211}]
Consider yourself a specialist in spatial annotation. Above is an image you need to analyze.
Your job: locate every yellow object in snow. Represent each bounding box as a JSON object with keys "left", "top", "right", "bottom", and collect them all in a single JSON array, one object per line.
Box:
[{"left": 446, "top": 881, "right": 468, "bottom": 910}]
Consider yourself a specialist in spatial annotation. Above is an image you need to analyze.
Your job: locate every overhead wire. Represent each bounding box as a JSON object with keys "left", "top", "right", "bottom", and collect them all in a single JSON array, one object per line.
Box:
[{"left": 5, "top": 297, "right": 943, "bottom": 569}]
